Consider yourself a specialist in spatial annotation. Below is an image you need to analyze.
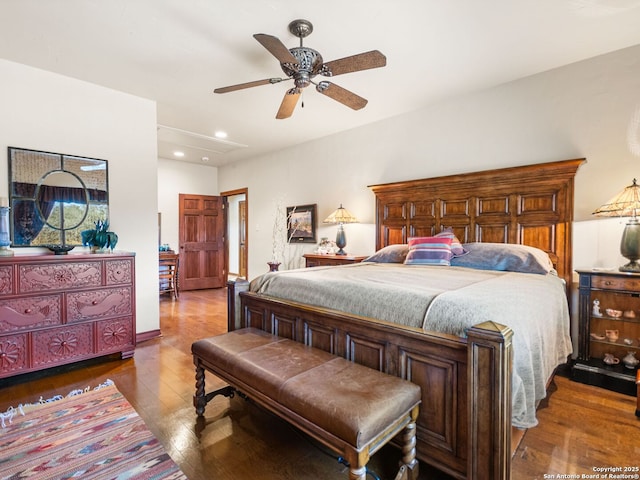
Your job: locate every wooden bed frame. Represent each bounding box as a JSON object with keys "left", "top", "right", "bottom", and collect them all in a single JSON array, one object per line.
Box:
[{"left": 227, "top": 159, "right": 584, "bottom": 480}]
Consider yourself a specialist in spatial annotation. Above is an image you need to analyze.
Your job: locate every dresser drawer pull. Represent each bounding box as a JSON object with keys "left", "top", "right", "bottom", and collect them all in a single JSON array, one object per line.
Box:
[{"left": 605, "top": 281, "right": 613, "bottom": 286}]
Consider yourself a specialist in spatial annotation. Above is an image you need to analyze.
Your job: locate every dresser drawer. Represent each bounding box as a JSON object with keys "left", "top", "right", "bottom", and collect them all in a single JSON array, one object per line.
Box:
[
  {"left": 0, "top": 265, "right": 13, "bottom": 295},
  {"left": 106, "top": 259, "right": 134, "bottom": 285},
  {"left": 32, "top": 324, "right": 94, "bottom": 367},
  {"left": 66, "top": 287, "right": 133, "bottom": 322},
  {"left": 19, "top": 261, "right": 102, "bottom": 293},
  {"left": 96, "top": 318, "right": 135, "bottom": 354},
  {"left": 0, "top": 334, "right": 28, "bottom": 375},
  {"left": 592, "top": 275, "right": 640, "bottom": 292},
  {"left": 0, "top": 294, "right": 62, "bottom": 332}
]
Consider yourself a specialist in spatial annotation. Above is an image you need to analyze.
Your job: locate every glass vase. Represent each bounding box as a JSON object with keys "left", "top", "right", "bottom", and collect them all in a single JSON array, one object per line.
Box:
[{"left": 0, "top": 206, "right": 14, "bottom": 256}]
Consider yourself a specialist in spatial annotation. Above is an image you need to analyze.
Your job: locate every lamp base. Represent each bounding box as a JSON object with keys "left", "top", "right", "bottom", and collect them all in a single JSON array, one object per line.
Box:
[
  {"left": 619, "top": 260, "right": 640, "bottom": 272},
  {"left": 335, "top": 224, "right": 347, "bottom": 255},
  {"left": 620, "top": 219, "right": 640, "bottom": 273}
]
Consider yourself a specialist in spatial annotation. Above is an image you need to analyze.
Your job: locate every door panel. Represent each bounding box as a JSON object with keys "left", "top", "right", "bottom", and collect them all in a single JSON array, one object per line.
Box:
[{"left": 179, "top": 194, "right": 225, "bottom": 290}]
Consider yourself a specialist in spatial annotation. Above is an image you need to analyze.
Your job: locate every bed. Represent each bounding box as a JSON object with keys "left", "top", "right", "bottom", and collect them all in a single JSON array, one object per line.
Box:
[{"left": 227, "top": 159, "right": 584, "bottom": 480}]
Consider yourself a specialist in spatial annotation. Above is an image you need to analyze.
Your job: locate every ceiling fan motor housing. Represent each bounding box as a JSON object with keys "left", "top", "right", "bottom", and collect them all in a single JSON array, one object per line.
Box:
[{"left": 281, "top": 47, "right": 324, "bottom": 88}]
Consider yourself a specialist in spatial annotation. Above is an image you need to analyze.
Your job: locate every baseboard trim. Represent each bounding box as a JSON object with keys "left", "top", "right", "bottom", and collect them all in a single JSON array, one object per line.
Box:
[{"left": 136, "top": 329, "right": 161, "bottom": 344}]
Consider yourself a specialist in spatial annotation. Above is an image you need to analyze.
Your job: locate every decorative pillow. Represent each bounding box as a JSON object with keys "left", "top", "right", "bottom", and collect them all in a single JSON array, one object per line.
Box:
[
  {"left": 404, "top": 237, "right": 453, "bottom": 266},
  {"left": 450, "top": 242, "right": 555, "bottom": 274},
  {"left": 363, "top": 244, "right": 409, "bottom": 263},
  {"left": 435, "top": 228, "right": 468, "bottom": 257}
]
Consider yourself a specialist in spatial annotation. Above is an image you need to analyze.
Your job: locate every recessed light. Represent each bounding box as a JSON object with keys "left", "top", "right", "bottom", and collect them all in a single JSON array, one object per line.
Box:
[
  {"left": 173, "top": 151, "right": 185, "bottom": 157},
  {"left": 214, "top": 131, "right": 228, "bottom": 139}
]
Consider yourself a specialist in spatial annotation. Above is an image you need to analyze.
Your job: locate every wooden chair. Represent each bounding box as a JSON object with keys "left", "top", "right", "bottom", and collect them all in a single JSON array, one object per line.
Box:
[{"left": 159, "top": 251, "right": 179, "bottom": 300}]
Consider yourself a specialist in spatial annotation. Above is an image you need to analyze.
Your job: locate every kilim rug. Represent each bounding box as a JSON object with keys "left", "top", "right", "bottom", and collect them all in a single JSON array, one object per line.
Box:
[{"left": 0, "top": 379, "right": 187, "bottom": 480}]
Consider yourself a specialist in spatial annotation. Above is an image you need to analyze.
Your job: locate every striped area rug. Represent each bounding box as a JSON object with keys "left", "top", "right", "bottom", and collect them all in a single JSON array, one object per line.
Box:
[{"left": 0, "top": 380, "right": 186, "bottom": 480}]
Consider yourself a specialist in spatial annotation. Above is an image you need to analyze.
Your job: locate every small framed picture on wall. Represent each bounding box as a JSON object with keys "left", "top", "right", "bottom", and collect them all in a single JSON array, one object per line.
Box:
[{"left": 287, "top": 204, "right": 317, "bottom": 243}]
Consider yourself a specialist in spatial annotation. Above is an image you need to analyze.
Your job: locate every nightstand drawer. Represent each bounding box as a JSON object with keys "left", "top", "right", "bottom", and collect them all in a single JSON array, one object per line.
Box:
[
  {"left": 303, "top": 254, "right": 368, "bottom": 267},
  {"left": 592, "top": 275, "right": 640, "bottom": 292}
]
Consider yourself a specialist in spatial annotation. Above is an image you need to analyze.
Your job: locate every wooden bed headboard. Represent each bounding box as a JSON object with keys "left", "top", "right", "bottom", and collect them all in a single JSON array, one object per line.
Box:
[{"left": 369, "top": 159, "right": 585, "bottom": 287}]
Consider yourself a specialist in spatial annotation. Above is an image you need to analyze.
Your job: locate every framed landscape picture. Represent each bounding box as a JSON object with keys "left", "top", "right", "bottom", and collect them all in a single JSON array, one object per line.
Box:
[{"left": 287, "top": 204, "right": 316, "bottom": 243}]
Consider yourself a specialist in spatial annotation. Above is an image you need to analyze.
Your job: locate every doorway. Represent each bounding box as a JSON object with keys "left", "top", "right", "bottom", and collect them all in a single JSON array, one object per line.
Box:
[
  {"left": 178, "top": 193, "right": 226, "bottom": 290},
  {"left": 222, "top": 188, "right": 248, "bottom": 280}
]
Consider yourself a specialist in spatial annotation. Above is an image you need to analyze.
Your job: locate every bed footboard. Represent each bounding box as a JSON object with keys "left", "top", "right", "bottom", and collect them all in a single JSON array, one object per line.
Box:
[{"left": 227, "top": 279, "right": 513, "bottom": 480}]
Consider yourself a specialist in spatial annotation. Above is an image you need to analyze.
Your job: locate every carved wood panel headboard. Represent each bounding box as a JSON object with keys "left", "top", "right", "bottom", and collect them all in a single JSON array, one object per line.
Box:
[{"left": 369, "top": 159, "right": 585, "bottom": 287}]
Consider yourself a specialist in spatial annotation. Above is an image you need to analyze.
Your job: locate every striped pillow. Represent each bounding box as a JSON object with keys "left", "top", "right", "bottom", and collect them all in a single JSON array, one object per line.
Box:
[
  {"left": 404, "top": 237, "right": 453, "bottom": 265},
  {"left": 435, "top": 228, "right": 467, "bottom": 257}
]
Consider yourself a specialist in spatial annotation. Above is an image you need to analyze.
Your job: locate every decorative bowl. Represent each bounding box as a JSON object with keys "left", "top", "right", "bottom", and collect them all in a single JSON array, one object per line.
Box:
[
  {"left": 605, "top": 308, "right": 623, "bottom": 318},
  {"left": 590, "top": 333, "right": 606, "bottom": 340},
  {"left": 45, "top": 244, "right": 75, "bottom": 255}
]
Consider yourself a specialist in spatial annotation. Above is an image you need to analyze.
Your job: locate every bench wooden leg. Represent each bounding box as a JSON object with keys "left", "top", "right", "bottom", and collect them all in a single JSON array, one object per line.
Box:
[
  {"left": 397, "top": 417, "right": 419, "bottom": 480},
  {"left": 193, "top": 360, "right": 236, "bottom": 416},
  {"left": 194, "top": 363, "right": 207, "bottom": 416},
  {"left": 349, "top": 466, "right": 367, "bottom": 480}
]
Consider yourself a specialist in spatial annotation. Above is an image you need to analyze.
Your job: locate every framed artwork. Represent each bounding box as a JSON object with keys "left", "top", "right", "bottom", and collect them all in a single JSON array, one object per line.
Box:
[{"left": 287, "top": 204, "right": 317, "bottom": 243}]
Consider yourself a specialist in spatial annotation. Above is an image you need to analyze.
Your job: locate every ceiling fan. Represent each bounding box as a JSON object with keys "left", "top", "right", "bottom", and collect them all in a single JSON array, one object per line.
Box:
[{"left": 214, "top": 19, "right": 386, "bottom": 119}]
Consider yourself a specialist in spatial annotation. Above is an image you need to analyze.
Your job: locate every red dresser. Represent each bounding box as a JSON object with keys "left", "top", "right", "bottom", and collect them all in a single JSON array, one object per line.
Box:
[{"left": 0, "top": 252, "right": 135, "bottom": 379}]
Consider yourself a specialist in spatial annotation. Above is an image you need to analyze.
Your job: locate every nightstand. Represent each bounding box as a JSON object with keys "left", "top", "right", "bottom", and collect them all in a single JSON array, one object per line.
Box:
[
  {"left": 572, "top": 269, "right": 640, "bottom": 396},
  {"left": 303, "top": 253, "right": 368, "bottom": 267}
]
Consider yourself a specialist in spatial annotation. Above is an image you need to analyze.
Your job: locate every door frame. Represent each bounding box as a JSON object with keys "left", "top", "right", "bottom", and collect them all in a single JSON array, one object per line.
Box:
[{"left": 221, "top": 187, "right": 248, "bottom": 280}]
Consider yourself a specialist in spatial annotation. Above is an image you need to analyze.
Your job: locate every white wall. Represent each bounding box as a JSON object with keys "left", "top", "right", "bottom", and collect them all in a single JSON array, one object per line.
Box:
[
  {"left": 157, "top": 158, "right": 219, "bottom": 252},
  {"left": 0, "top": 59, "right": 159, "bottom": 334},
  {"left": 219, "top": 44, "right": 640, "bottom": 280}
]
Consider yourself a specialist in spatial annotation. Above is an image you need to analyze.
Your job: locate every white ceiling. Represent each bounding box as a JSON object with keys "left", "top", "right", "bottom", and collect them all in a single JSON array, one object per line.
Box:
[{"left": 2, "top": 0, "right": 640, "bottom": 167}]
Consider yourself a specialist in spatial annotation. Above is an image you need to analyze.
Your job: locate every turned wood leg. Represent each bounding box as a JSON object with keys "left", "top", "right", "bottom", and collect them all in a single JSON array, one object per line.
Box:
[
  {"left": 194, "top": 362, "right": 206, "bottom": 416},
  {"left": 349, "top": 465, "right": 367, "bottom": 480},
  {"left": 395, "top": 416, "right": 419, "bottom": 480}
]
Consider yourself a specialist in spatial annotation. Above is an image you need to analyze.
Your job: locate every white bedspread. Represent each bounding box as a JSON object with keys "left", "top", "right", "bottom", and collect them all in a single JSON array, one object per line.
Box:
[{"left": 249, "top": 263, "right": 572, "bottom": 428}]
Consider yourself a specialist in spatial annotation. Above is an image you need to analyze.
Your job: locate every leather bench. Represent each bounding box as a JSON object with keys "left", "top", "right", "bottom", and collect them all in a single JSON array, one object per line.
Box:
[{"left": 192, "top": 328, "right": 422, "bottom": 480}]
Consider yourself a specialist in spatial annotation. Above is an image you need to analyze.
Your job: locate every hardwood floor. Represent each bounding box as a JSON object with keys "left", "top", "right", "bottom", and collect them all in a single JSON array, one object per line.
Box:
[{"left": 1, "top": 289, "right": 638, "bottom": 479}]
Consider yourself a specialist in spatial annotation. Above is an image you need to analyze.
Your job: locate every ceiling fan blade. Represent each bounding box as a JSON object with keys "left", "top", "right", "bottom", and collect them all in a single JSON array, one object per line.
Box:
[
  {"left": 253, "top": 33, "right": 298, "bottom": 65},
  {"left": 214, "top": 78, "right": 286, "bottom": 94},
  {"left": 321, "top": 50, "right": 386, "bottom": 77},
  {"left": 276, "top": 89, "right": 301, "bottom": 119},
  {"left": 315, "top": 81, "right": 368, "bottom": 110}
]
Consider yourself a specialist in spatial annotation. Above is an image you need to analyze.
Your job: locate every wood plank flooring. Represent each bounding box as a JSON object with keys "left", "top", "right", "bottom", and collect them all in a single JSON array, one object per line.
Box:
[{"left": 1, "top": 288, "right": 638, "bottom": 479}]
